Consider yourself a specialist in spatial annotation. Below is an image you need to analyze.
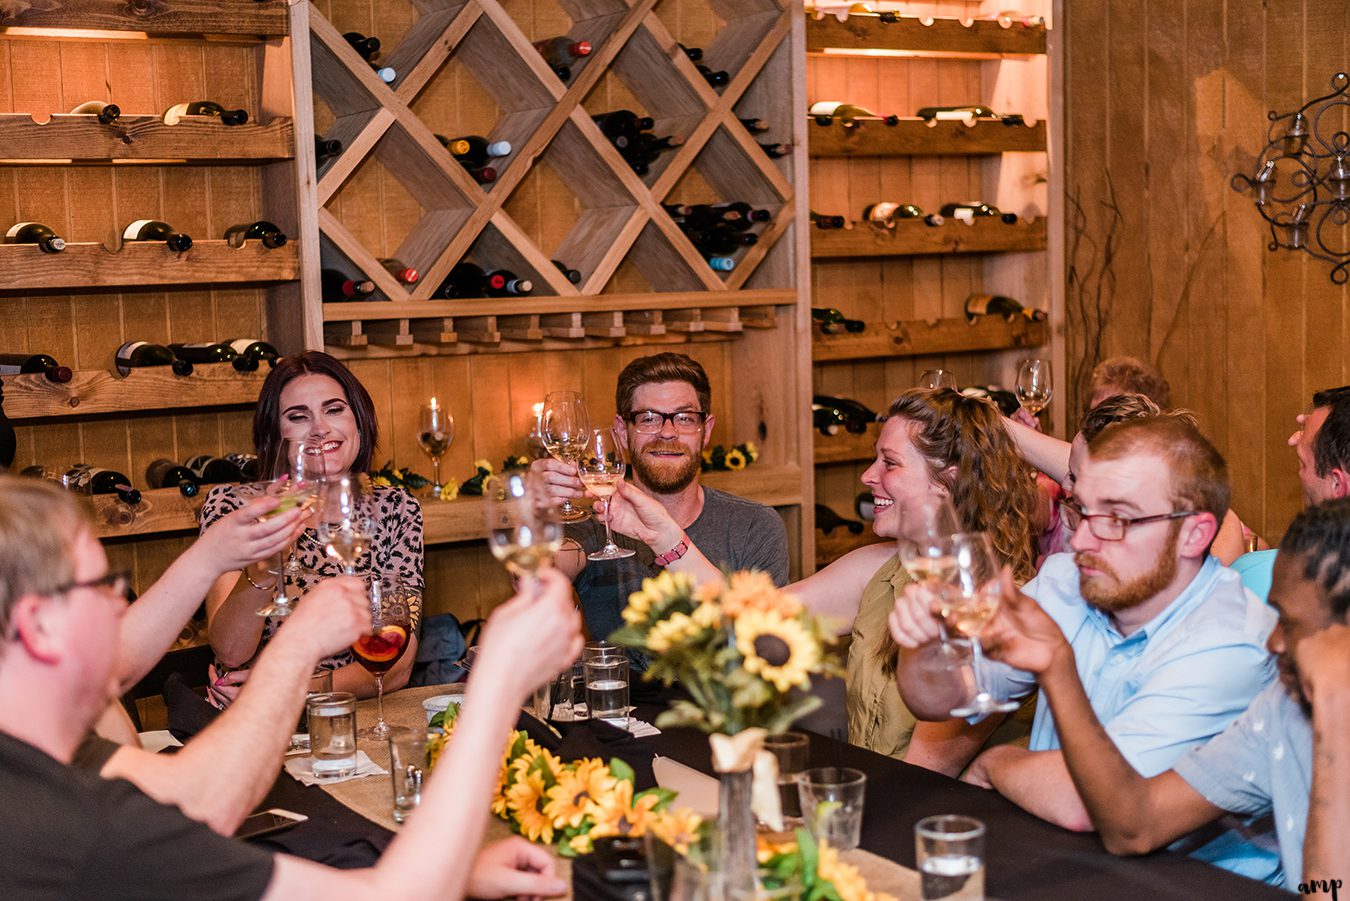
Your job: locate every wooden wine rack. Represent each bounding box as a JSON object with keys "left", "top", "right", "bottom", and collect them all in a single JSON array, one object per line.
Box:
[
  {"left": 813, "top": 422, "right": 879, "bottom": 465},
  {"left": 804, "top": 11, "right": 1047, "bottom": 56},
  {"left": 0, "top": 114, "right": 294, "bottom": 162},
  {"left": 0, "top": 240, "right": 299, "bottom": 292},
  {"left": 812, "top": 315, "right": 1049, "bottom": 363},
  {"left": 810, "top": 219, "right": 1047, "bottom": 259},
  {"left": 2, "top": 366, "right": 270, "bottom": 421},
  {"left": 806, "top": 117, "right": 1046, "bottom": 157}
]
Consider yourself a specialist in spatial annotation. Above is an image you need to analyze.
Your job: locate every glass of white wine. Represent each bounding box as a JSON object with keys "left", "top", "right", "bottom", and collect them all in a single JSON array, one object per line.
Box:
[
  {"left": 257, "top": 437, "right": 326, "bottom": 618},
  {"left": 919, "top": 369, "right": 958, "bottom": 390},
  {"left": 419, "top": 398, "right": 454, "bottom": 499},
  {"left": 579, "top": 428, "right": 634, "bottom": 561},
  {"left": 1015, "top": 359, "right": 1053, "bottom": 417},
  {"left": 944, "top": 532, "right": 1018, "bottom": 719},
  {"left": 484, "top": 471, "right": 563, "bottom": 588},
  {"left": 897, "top": 495, "right": 964, "bottom": 663},
  {"left": 316, "top": 475, "right": 375, "bottom": 577},
  {"left": 541, "top": 390, "right": 592, "bottom": 523}
]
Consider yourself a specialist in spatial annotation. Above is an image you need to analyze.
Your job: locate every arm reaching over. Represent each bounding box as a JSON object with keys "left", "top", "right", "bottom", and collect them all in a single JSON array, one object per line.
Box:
[
  {"left": 1296, "top": 623, "right": 1350, "bottom": 883},
  {"left": 1004, "top": 415, "right": 1072, "bottom": 485}
]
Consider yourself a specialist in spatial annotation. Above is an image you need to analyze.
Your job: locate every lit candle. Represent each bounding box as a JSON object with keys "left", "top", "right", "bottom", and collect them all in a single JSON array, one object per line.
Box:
[
  {"left": 532, "top": 402, "right": 544, "bottom": 420},
  {"left": 429, "top": 396, "right": 439, "bottom": 409}
]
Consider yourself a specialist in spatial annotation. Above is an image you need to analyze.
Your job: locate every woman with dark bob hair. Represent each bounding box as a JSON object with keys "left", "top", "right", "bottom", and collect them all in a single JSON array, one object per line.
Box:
[
  {"left": 601, "top": 387, "right": 1039, "bottom": 761},
  {"left": 202, "top": 351, "right": 424, "bottom": 706}
]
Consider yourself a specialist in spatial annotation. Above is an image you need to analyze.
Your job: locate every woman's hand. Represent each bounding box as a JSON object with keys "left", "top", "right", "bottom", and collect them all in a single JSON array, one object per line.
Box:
[
  {"left": 195, "top": 495, "right": 307, "bottom": 578},
  {"left": 206, "top": 663, "right": 251, "bottom": 707},
  {"left": 594, "top": 479, "right": 682, "bottom": 553},
  {"left": 467, "top": 837, "right": 567, "bottom": 899}
]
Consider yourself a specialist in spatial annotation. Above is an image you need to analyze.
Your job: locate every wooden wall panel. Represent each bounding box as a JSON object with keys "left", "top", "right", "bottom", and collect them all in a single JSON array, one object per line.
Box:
[{"left": 1062, "top": 1, "right": 1350, "bottom": 541}]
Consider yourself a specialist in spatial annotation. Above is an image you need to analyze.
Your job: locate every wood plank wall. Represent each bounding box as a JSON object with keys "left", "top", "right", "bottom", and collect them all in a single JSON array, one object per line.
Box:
[{"left": 1061, "top": 1, "right": 1350, "bottom": 542}]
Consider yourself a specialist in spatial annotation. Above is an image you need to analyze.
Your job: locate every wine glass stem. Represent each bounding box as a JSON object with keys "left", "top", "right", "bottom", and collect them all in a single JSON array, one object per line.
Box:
[
  {"left": 969, "top": 636, "right": 991, "bottom": 698},
  {"left": 374, "top": 674, "right": 386, "bottom": 726},
  {"left": 602, "top": 500, "right": 617, "bottom": 549},
  {"left": 431, "top": 457, "right": 441, "bottom": 490}
]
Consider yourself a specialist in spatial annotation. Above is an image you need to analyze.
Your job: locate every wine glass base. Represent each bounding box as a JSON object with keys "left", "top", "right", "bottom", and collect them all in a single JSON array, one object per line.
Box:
[
  {"left": 588, "top": 545, "right": 636, "bottom": 561},
  {"left": 950, "top": 695, "right": 1019, "bottom": 718},
  {"left": 559, "top": 506, "right": 592, "bottom": 523},
  {"left": 256, "top": 601, "right": 295, "bottom": 618},
  {"left": 358, "top": 721, "right": 391, "bottom": 740}
]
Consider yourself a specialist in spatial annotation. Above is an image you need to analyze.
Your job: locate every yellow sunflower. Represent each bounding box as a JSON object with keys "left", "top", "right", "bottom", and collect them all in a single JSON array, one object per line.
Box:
[
  {"left": 544, "top": 758, "right": 616, "bottom": 828},
  {"left": 691, "top": 600, "right": 722, "bottom": 630},
  {"left": 735, "top": 609, "right": 819, "bottom": 693},
  {"left": 701, "top": 449, "right": 713, "bottom": 465},
  {"left": 818, "top": 842, "right": 897, "bottom": 901},
  {"left": 744, "top": 441, "right": 760, "bottom": 462},
  {"left": 724, "top": 448, "right": 747, "bottom": 471},
  {"left": 648, "top": 611, "right": 706, "bottom": 653},
  {"left": 588, "top": 778, "right": 662, "bottom": 839},
  {"left": 505, "top": 768, "right": 554, "bottom": 844},
  {"left": 721, "top": 570, "right": 803, "bottom": 618},
  {"left": 474, "top": 458, "right": 494, "bottom": 474},
  {"left": 647, "top": 807, "right": 704, "bottom": 856},
  {"left": 438, "top": 479, "right": 459, "bottom": 501}
]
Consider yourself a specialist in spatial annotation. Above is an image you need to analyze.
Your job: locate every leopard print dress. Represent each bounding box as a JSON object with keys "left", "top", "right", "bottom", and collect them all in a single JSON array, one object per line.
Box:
[{"left": 200, "top": 482, "right": 425, "bottom": 701}]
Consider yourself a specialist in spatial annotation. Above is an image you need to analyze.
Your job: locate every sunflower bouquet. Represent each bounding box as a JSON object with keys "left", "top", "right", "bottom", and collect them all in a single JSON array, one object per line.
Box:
[{"left": 701, "top": 441, "right": 759, "bottom": 472}]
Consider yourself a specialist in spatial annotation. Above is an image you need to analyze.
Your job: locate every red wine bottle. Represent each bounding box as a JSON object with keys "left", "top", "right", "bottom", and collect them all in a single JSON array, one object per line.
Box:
[
  {"left": 534, "top": 37, "right": 592, "bottom": 68},
  {"left": 321, "top": 268, "right": 375, "bottom": 301},
  {"left": 810, "top": 211, "right": 846, "bottom": 230},
  {"left": 225, "top": 338, "right": 280, "bottom": 369},
  {"left": 343, "top": 31, "right": 381, "bottom": 61},
  {"left": 380, "top": 258, "right": 419, "bottom": 284},
  {"left": 185, "top": 454, "right": 245, "bottom": 484},
  {"left": 315, "top": 136, "right": 343, "bottom": 164},
  {"left": 64, "top": 464, "right": 142, "bottom": 505},
  {"left": 485, "top": 270, "right": 532, "bottom": 297},
  {"left": 6, "top": 222, "right": 66, "bottom": 253},
  {"left": 552, "top": 260, "right": 582, "bottom": 284},
  {"left": 437, "top": 134, "right": 511, "bottom": 168},
  {"left": 115, "top": 340, "right": 193, "bottom": 377},
  {"left": 436, "top": 262, "right": 502, "bottom": 298},
  {"left": 738, "top": 117, "right": 769, "bottom": 134},
  {"left": 678, "top": 44, "right": 704, "bottom": 62},
  {"left": 592, "top": 110, "right": 654, "bottom": 140},
  {"left": 146, "top": 458, "right": 201, "bottom": 497},
  {"left": 0, "top": 353, "right": 73, "bottom": 383},
  {"left": 69, "top": 100, "right": 120, "bottom": 124},
  {"left": 469, "top": 165, "right": 497, "bottom": 184},
  {"left": 168, "top": 342, "right": 238, "bottom": 365},
  {"left": 162, "top": 100, "right": 248, "bottom": 126},
  {"left": 123, "top": 219, "right": 192, "bottom": 251},
  {"left": 758, "top": 142, "right": 789, "bottom": 158},
  {"left": 809, "top": 101, "right": 898, "bottom": 127},
  {"left": 225, "top": 452, "right": 260, "bottom": 481},
  {"left": 696, "top": 64, "right": 729, "bottom": 87},
  {"left": 223, "top": 220, "right": 287, "bottom": 248}
]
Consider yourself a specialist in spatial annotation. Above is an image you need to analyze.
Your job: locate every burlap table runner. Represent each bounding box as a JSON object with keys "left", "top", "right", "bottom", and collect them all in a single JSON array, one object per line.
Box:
[{"left": 320, "top": 684, "right": 919, "bottom": 899}]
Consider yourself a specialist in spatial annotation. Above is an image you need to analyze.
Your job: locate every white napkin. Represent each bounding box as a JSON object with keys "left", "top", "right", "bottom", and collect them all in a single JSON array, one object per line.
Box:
[
  {"left": 652, "top": 755, "right": 719, "bottom": 816},
  {"left": 137, "top": 730, "right": 183, "bottom": 754},
  {"left": 283, "top": 751, "right": 387, "bottom": 786},
  {"left": 599, "top": 716, "right": 661, "bottom": 738}
]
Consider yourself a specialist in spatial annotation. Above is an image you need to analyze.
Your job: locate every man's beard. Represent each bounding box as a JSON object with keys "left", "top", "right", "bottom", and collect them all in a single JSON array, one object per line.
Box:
[
  {"left": 1074, "top": 521, "right": 1182, "bottom": 612},
  {"left": 629, "top": 439, "right": 702, "bottom": 494}
]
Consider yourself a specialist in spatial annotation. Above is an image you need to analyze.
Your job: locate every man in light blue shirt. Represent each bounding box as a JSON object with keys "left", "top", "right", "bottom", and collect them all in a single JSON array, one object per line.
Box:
[{"left": 891, "top": 415, "right": 1280, "bottom": 881}]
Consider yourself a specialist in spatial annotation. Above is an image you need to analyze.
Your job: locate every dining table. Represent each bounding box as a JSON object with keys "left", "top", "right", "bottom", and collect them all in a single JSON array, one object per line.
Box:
[{"left": 243, "top": 683, "right": 1292, "bottom": 900}]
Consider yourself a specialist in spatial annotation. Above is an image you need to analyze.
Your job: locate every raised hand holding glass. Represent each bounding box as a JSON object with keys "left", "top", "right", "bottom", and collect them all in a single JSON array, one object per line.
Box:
[
  {"left": 580, "top": 428, "right": 635, "bottom": 561},
  {"left": 317, "top": 475, "right": 375, "bottom": 575},
  {"left": 945, "top": 532, "right": 1018, "bottom": 718},
  {"left": 484, "top": 470, "right": 563, "bottom": 587},
  {"left": 256, "top": 437, "right": 326, "bottom": 618},
  {"left": 541, "top": 390, "right": 591, "bottom": 523}
]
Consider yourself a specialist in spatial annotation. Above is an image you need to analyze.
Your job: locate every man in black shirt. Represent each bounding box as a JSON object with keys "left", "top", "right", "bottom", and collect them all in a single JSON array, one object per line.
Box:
[{"left": 0, "top": 476, "right": 582, "bottom": 900}]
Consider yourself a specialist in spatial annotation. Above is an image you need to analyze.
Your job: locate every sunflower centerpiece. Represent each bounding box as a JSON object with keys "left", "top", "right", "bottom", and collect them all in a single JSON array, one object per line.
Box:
[{"left": 609, "top": 569, "right": 842, "bottom": 893}]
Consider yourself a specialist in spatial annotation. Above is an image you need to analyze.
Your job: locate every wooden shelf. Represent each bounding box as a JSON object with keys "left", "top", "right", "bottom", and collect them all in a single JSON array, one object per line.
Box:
[
  {"left": 2, "top": 366, "right": 269, "bottom": 422},
  {"left": 805, "top": 13, "right": 1046, "bottom": 56},
  {"left": 813, "top": 315, "right": 1049, "bottom": 363},
  {"left": 0, "top": 115, "right": 294, "bottom": 163},
  {"left": 808, "top": 118, "right": 1045, "bottom": 156},
  {"left": 92, "top": 488, "right": 205, "bottom": 540},
  {"left": 0, "top": 0, "right": 291, "bottom": 36},
  {"left": 320, "top": 289, "right": 796, "bottom": 321},
  {"left": 814, "top": 527, "right": 886, "bottom": 569},
  {"left": 0, "top": 240, "right": 299, "bottom": 293},
  {"left": 814, "top": 422, "right": 880, "bottom": 464},
  {"left": 810, "top": 219, "right": 1046, "bottom": 259}
]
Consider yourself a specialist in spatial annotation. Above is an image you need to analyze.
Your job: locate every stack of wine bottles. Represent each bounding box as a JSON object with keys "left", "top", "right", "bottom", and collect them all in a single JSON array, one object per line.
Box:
[
  {"left": 808, "top": 101, "right": 1024, "bottom": 128},
  {"left": 664, "top": 201, "right": 770, "bottom": 271},
  {"left": 431, "top": 261, "right": 534, "bottom": 298},
  {"left": 737, "top": 116, "right": 789, "bottom": 159},
  {"left": 344, "top": 31, "right": 396, "bottom": 83},
  {"left": 3, "top": 219, "right": 289, "bottom": 254},
  {"left": 812, "top": 394, "right": 878, "bottom": 436},
  {"left": 591, "top": 110, "right": 681, "bottom": 177},
  {"left": 63, "top": 97, "right": 251, "bottom": 127},
  {"left": 534, "top": 35, "right": 591, "bottom": 83},
  {"left": 678, "top": 44, "right": 728, "bottom": 88},
  {"left": 851, "top": 201, "right": 1018, "bottom": 228},
  {"left": 435, "top": 133, "right": 510, "bottom": 185}
]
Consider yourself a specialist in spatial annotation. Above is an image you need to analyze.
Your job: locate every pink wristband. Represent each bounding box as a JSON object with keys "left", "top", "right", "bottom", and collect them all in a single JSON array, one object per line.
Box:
[{"left": 653, "top": 534, "right": 690, "bottom": 567}]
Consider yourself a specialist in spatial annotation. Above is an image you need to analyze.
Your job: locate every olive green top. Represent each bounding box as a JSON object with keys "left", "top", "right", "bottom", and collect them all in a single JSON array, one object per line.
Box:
[{"left": 846, "top": 555, "right": 917, "bottom": 758}]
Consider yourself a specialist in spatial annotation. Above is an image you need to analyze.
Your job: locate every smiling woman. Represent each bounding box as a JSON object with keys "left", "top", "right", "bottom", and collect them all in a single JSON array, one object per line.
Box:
[{"left": 200, "top": 352, "right": 425, "bottom": 708}]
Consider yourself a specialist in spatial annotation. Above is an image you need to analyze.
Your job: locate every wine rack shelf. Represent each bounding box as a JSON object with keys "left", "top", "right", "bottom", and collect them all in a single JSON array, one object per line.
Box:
[
  {"left": 0, "top": 240, "right": 299, "bottom": 293},
  {"left": 807, "top": 118, "right": 1046, "bottom": 157},
  {"left": 814, "top": 422, "right": 880, "bottom": 464},
  {"left": 0, "top": 115, "right": 295, "bottom": 163},
  {"left": 0, "top": 0, "right": 291, "bottom": 35},
  {"left": 2, "top": 366, "right": 270, "bottom": 422},
  {"left": 813, "top": 315, "right": 1048, "bottom": 363},
  {"left": 814, "top": 526, "right": 885, "bottom": 569},
  {"left": 804, "top": 13, "right": 1047, "bottom": 56},
  {"left": 89, "top": 465, "right": 804, "bottom": 543},
  {"left": 810, "top": 218, "right": 1046, "bottom": 259}
]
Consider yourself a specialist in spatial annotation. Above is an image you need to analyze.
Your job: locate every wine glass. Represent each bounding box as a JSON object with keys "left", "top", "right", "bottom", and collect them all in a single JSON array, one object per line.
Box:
[
  {"left": 897, "top": 495, "right": 963, "bottom": 662},
  {"left": 484, "top": 470, "right": 564, "bottom": 589},
  {"left": 579, "top": 428, "right": 635, "bottom": 561},
  {"left": 541, "top": 390, "right": 592, "bottom": 523},
  {"left": 944, "top": 532, "right": 1019, "bottom": 719},
  {"left": 316, "top": 475, "right": 375, "bottom": 576},
  {"left": 257, "top": 437, "right": 326, "bottom": 618},
  {"left": 919, "top": 369, "right": 957, "bottom": 390},
  {"left": 1015, "top": 359, "right": 1053, "bottom": 417},
  {"left": 352, "top": 577, "right": 413, "bottom": 739},
  {"left": 419, "top": 399, "right": 454, "bottom": 499}
]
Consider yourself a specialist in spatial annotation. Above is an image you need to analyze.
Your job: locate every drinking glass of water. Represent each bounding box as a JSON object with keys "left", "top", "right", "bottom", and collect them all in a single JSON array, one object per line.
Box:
[
  {"left": 583, "top": 642, "right": 629, "bottom": 726},
  {"left": 916, "top": 815, "right": 985, "bottom": 900},
  {"left": 798, "top": 766, "right": 866, "bottom": 850},
  {"left": 306, "top": 691, "right": 357, "bottom": 780},
  {"left": 762, "top": 732, "right": 810, "bottom": 829}
]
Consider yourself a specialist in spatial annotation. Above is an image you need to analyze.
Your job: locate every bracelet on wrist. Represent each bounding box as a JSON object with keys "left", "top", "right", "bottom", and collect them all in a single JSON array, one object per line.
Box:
[
  {"left": 241, "top": 567, "right": 278, "bottom": 592},
  {"left": 653, "top": 533, "right": 690, "bottom": 567}
]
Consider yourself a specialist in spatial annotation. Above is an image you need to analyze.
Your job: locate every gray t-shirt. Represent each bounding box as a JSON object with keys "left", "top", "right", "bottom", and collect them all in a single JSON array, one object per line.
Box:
[
  {"left": 1173, "top": 681, "right": 1311, "bottom": 890},
  {"left": 570, "top": 486, "right": 789, "bottom": 644}
]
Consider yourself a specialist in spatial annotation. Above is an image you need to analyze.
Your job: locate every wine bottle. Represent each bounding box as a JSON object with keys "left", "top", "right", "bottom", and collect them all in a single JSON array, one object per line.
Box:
[
  {"left": 469, "top": 165, "right": 497, "bottom": 185},
  {"left": 122, "top": 219, "right": 192, "bottom": 251},
  {"left": 808, "top": 101, "right": 898, "bottom": 127},
  {"left": 963, "top": 293, "right": 1047, "bottom": 323},
  {"left": 223, "top": 220, "right": 287, "bottom": 248},
  {"left": 592, "top": 110, "right": 654, "bottom": 140},
  {"left": 68, "top": 100, "right": 120, "bottom": 124},
  {"left": 710, "top": 201, "right": 771, "bottom": 222},
  {"left": 861, "top": 202, "right": 942, "bottom": 227},
  {"left": 939, "top": 202, "right": 1018, "bottom": 225},
  {"left": 168, "top": 342, "right": 238, "bottom": 365},
  {"left": 64, "top": 464, "right": 142, "bottom": 505},
  {"left": 146, "top": 458, "right": 201, "bottom": 497},
  {"left": 0, "top": 353, "right": 72, "bottom": 383},
  {"left": 185, "top": 454, "right": 245, "bottom": 484},
  {"left": 815, "top": 503, "right": 864, "bottom": 536},
  {"left": 435, "top": 262, "right": 499, "bottom": 298},
  {"left": 315, "top": 136, "right": 343, "bottom": 164},
  {"left": 371, "top": 64, "right": 397, "bottom": 84},
  {"left": 678, "top": 43, "right": 703, "bottom": 62},
  {"left": 224, "top": 452, "right": 260, "bottom": 481},
  {"left": 437, "top": 134, "right": 511, "bottom": 168},
  {"left": 809, "top": 211, "right": 846, "bottom": 229},
  {"left": 485, "top": 270, "right": 532, "bottom": 297},
  {"left": 758, "top": 142, "right": 789, "bottom": 158},
  {"left": 811, "top": 403, "right": 844, "bottom": 436},
  {"left": 535, "top": 37, "right": 592, "bottom": 68},
  {"left": 162, "top": 100, "right": 248, "bottom": 126},
  {"left": 688, "top": 228, "right": 757, "bottom": 256},
  {"left": 813, "top": 394, "right": 878, "bottom": 433},
  {"left": 552, "top": 260, "right": 582, "bottom": 284},
  {"left": 321, "top": 268, "right": 375, "bottom": 301},
  {"left": 696, "top": 64, "right": 729, "bottom": 87},
  {"left": 811, "top": 307, "right": 865, "bottom": 334},
  {"left": 379, "top": 258, "right": 419, "bottom": 284},
  {"left": 225, "top": 338, "right": 281, "bottom": 369},
  {"left": 115, "top": 341, "right": 192, "bottom": 377},
  {"left": 551, "top": 65, "right": 573, "bottom": 83},
  {"left": 738, "top": 117, "right": 769, "bottom": 134},
  {"left": 5, "top": 221, "right": 66, "bottom": 253},
  {"left": 916, "top": 105, "right": 1025, "bottom": 127},
  {"left": 343, "top": 31, "right": 381, "bottom": 61},
  {"left": 707, "top": 256, "right": 734, "bottom": 272}
]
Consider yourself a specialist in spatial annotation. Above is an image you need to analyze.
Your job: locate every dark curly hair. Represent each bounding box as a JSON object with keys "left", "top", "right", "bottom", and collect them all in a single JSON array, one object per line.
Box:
[{"left": 1280, "top": 497, "right": 1350, "bottom": 621}]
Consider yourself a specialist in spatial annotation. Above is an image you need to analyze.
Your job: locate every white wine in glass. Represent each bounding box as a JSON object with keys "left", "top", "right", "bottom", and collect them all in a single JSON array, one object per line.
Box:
[
  {"left": 317, "top": 475, "right": 375, "bottom": 576},
  {"left": 945, "top": 532, "right": 1018, "bottom": 719},
  {"left": 485, "top": 471, "right": 563, "bottom": 583},
  {"left": 1015, "top": 359, "right": 1053, "bottom": 416},
  {"left": 579, "top": 428, "right": 634, "bottom": 561},
  {"left": 257, "top": 437, "right": 326, "bottom": 618},
  {"left": 541, "top": 390, "right": 591, "bottom": 523},
  {"left": 419, "top": 399, "right": 454, "bottom": 498}
]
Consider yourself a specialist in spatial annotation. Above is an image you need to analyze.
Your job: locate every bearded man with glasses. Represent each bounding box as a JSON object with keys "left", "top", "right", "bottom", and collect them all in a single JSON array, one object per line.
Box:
[
  {"left": 888, "top": 415, "right": 1283, "bottom": 885},
  {"left": 532, "top": 352, "right": 788, "bottom": 646}
]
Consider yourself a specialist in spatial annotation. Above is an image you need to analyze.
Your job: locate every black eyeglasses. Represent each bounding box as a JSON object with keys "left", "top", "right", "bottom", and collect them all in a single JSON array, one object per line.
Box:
[
  {"left": 1058, "top": 497, "right": 1198, "bottom": 542},
  {"left": 628, "top": 410, "right": 708, "bottom": 434},
  {"left": 49, "top": 569, "right": 131, "bottom": 601}
]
